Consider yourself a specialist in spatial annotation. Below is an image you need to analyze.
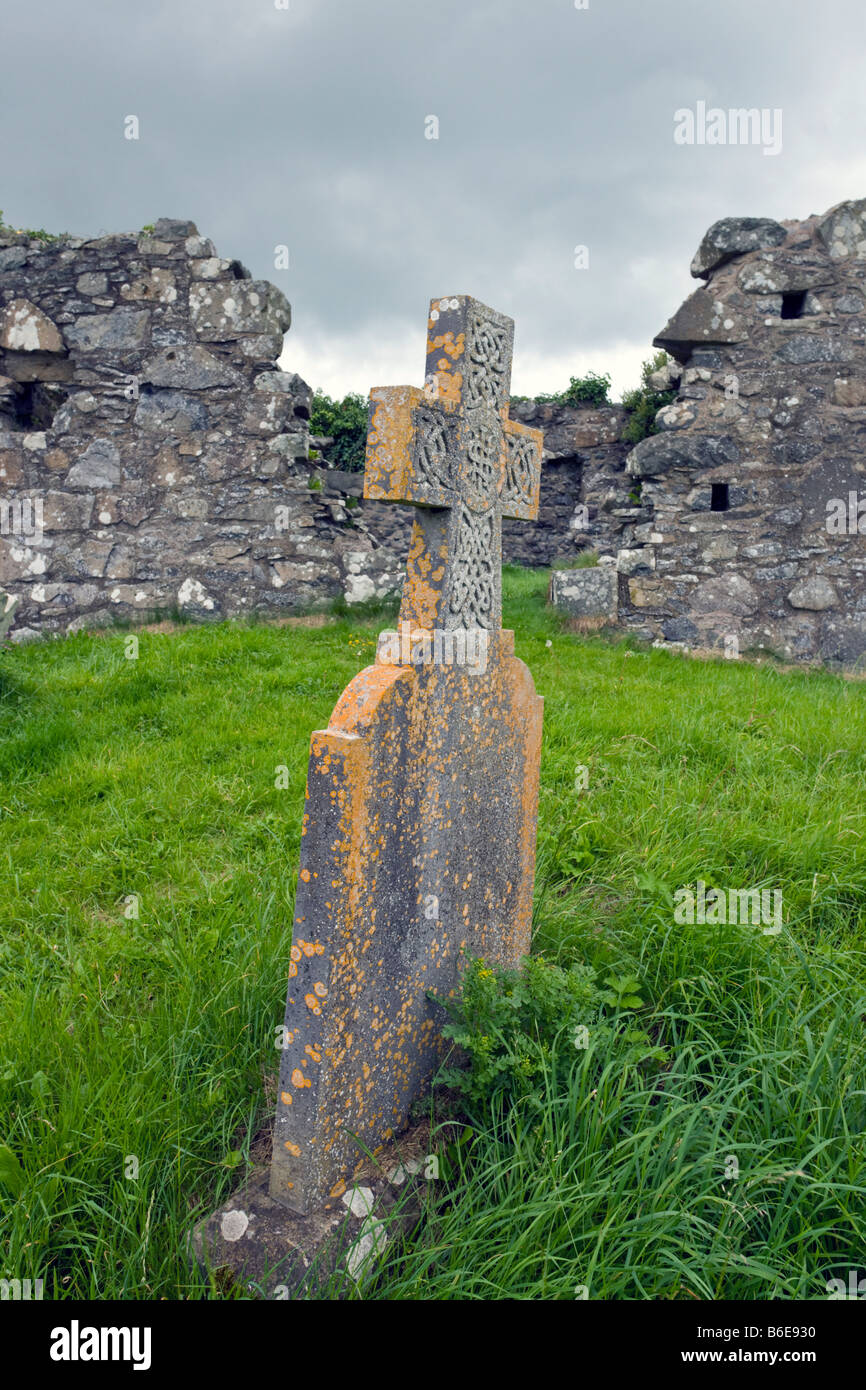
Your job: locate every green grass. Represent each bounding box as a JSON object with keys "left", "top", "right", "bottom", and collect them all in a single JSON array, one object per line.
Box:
[{"left": 1, "top": 568, "right": 864, "bottom": 1300}]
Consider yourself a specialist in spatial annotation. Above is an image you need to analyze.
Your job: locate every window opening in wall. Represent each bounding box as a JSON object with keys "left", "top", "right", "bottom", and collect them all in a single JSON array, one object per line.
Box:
[
  {"left": 780, "top": 291, "right": 807, "bottom": 319},
  {"left": 711, "top": 483, "right": 730, "bottom": 512}
]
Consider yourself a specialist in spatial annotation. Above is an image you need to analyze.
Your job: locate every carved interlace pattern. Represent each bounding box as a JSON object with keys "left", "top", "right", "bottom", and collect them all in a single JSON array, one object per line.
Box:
[
  {"left": 502, "top": 432, "right": 537, "bottom": 513},
  {"left": 449, "top": 506, "right": 496, "bottom": 629},
  {"left": 413, "top": 409, "right": 452, "bottom": 491},
  {"left": 462, "top": 418, "right": 501, "bottom": 512},
  {"left": 465, "top": 314, "right": 509, "bottom": 408}
]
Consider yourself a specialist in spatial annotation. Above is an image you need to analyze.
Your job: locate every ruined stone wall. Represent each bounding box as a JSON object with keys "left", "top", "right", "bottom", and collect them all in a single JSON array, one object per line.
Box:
[
  {"left": 312, "top": 402, "right": 633, "bottom": 578},
  {"left": 0, "top": 217, "right": 377, "bottom": 640},
  {"left": 0, "top": 216, "right": 633, "bottom": 638},
  {"left": 617, "top": 200, "right": 866, "bottom": 668}
]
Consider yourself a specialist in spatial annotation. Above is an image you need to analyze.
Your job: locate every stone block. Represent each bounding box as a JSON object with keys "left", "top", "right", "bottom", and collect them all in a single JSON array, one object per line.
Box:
[{"left": 549, "top": 565, "right": 618, "bottom": 618}]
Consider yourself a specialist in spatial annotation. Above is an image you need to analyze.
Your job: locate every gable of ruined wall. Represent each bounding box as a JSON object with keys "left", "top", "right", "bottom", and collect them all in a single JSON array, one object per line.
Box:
[{"left": 620, "top": 203, "right": 866, "bottom": 668}]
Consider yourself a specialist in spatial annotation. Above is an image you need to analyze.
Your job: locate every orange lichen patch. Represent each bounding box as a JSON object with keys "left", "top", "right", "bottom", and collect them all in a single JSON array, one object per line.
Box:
[
  {"left": 435, "top": 366, "right": 463, "bottom": 406},
  {"left": 288, "top": 962, "right": 298, "bottom": 978},
  {"left": 284, "top": 1140, "right": 301, "bottom": 1157},
  {"left": 329, "top": 1179, "right": 347, "bottom": 1198},
  {"left": 425, "top": 330, "right": 465, "bottom": 362},
  {"left": 363, "top": 386, "right": 421, "bottom": 501},
  {"left": 290, "top": 945, "right": 302, "bottom": 962},
  {"left": 313, "top": 982, "right": 327, "bottom": 998},
  {"left": 291, "top": 1068, "right": 311, "bottom": 1089},
  {"left": 305, "top": 1044, "right": 322, "bottom": 1063},
  {"left": 305, "top": 994, "right": 322, "bottom": 1015},
  {"left": 329, "top": 663, "right": 410, "bottom": 734},
  {"left": 300, "top": 868, "right": 311, "bottom": 883},
  {"left": 280, "top": 1091, "right": 293, "bottom": 1105},
  {"left": 402, "top": 529, "right": 443, "bottom": 629}
]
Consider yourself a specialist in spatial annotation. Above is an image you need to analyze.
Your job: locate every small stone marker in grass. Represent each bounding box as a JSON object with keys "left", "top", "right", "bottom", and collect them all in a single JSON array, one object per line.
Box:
[{"left": 194, "top": 295, "right": 544, "bottom": 1294}]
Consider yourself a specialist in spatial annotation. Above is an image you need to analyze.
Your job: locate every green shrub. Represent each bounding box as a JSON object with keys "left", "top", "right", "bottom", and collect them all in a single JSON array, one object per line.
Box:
[
  {"left": 513, "top": 371, "right": 612, "bottom": 410},
  {"left": 621, "top": 351, "right": 676, "bottom": 444},
  {"left": 310, "top": 391, "right": 369, "bottom": 472},
  {"left": 435, "top": 954, "right": 664, "bottom": 1114}
]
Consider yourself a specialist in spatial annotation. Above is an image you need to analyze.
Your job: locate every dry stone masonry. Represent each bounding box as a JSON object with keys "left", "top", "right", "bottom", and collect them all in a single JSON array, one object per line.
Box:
[
  {"left": 0, "top": 216, "right": 631, "bottom": 639},
  {"left": 611, "top": 199, "right": 866, "bottom": 668},
  {"left": 5, "top": 201, "right": 865, "bottom": 668},
  {"left": 0, "top": 217, "right": 353, "bottom": 637}
]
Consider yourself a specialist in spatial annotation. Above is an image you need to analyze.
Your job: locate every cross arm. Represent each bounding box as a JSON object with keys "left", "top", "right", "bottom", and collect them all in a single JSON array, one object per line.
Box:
[
  {"left": 500, "top": 417, "right": 543, "bottom": 520},
  {"left": 364, "top": 386, "right": 457, "bottom": 509}
]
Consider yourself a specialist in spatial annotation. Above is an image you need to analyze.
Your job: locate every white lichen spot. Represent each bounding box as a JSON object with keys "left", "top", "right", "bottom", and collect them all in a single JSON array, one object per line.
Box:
[
  {"left": 178, "top": 577, "right": 214, "bottom": 610},
  {"left": 220, "top": 1209, "right": 250, "bottom": 1243}
]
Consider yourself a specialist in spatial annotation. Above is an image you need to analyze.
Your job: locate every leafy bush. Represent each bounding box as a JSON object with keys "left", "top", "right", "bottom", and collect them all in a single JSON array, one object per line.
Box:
[
  {"left": 621, "top": 351, "right": 676, "bottom": 444},
  {"left": 435, "top": 954, "right": 664, "bottom": 1113},
  {"left": 513, "top": 371, "right": 612, "bottom": 410},
  {"left": 310, "top": 391, "right": 369, "bottom": 472}
]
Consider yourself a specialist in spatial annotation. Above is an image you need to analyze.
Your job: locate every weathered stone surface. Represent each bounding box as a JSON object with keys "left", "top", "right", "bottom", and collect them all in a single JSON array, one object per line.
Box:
[
  {"left": 364, "top": 297, "right": 541, "bottom": 631},
  {"left": 0, "top": 247, "right": 29, "bottom": 272},
  {"left": 120, "top": 268, "right": 177, "bottom": 303},
  {"left": 65, "top": 439, "right": 120, "bottom": 489},
  {"left": 66, "top": 307, "right": 150, "bottom": 351},
  {"left": 193, "top": 1125, "right": 430, "bottom": 1298},
  {"left": 190, "top": 281, "right": 291, "bottom": 341},
  {"left": 787, "top": 575, "right": 838, "bottom": 610},
  {"left": 690, "top": 217, "right": 788, "bottom": 278},
  {"left": 654, "top": 288, "right": 747, "bottom": 359},
  {"left": 817, "top": 198, "right": 866, "bottom": 261},
  {"left": 616, "top": 547, "right": 654, "bottom": 576},
  {"left": 270, "top": 297, "right": 543, "bottom": 1215},
  {"left": 134, "top": 389, "right": 209, "bottom": 434},
  {"left": 692, "top": 574, "right": 759, "bottom": 617},
  {"left": 737, "top": 260, "right": 834, "bottom": 294},
  {"left": 777, "top": 335, "right": 852, "bottom": 365},
  {"left": 153, "top": 218, "right": 199, "bottom": 241},
  {"left": 142, "top": 345, "right": 243, "bottom": 390},
  {"left": 549, "top": 565, "right": 618, "bottom": 619},
  {"left": 0, "top": 298, "right": 65, "bottom": 353},
  {"left": 626, "top": 431, "right": 739, "bottom": 477},
  {"left": 832, "top": 377, "right": 866, "bottom": 407}
]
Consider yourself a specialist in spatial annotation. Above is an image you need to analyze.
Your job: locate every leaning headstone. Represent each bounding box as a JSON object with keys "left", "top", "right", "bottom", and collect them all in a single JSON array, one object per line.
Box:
[{"left": 194, "top": 295, "right": 544, "bottom": 1292}]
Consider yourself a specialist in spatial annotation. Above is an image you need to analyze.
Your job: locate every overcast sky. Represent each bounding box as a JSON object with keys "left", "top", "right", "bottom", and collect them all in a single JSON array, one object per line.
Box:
[{"left": 3, "top": 0, "right": 865, "bottom": 399}]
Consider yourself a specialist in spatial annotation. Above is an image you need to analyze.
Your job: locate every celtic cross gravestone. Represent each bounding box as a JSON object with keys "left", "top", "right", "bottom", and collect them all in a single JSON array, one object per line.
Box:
[{"left": 269, "top": 295, "right": 544, "bottom": 1215}]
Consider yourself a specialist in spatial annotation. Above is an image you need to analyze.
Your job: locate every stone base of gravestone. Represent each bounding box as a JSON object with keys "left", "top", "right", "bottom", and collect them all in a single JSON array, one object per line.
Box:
[{"left": 191, "top": 1119, "right": 431, "bottom": 1298}]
